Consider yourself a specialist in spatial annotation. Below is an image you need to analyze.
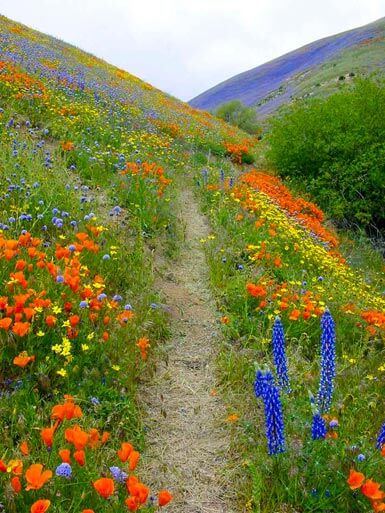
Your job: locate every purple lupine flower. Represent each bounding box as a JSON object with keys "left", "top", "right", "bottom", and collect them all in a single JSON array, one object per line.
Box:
[
  {"left": 311, "top": 413, "right": 327, "bottom": 440},
  {"left": 272, "top": 317, "right": 291, "bottom": 393},
  {"left": 254, "top": 369, "right": 285, "bottom": 455},
  {"left": 109, "top": 466, "right": 128, "bottom": 484},
  {"left": 316, "top": 310, "right": 336, "bottom": 414},
  {"left": 376, "top": 421, "right": 385, "bottom": 449}
]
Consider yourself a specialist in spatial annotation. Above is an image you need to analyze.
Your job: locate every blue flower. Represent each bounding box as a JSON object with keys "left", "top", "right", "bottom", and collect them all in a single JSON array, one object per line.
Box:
[
  {"left": 357, "top": 453, "right": 366, "bottom": 461},
  {"left": 90, "top": 396, "right": 100, "bottom": 406},
  {"left": 316, "top": 310, "right": 336, "bottom": 414},
  {"left": 254, "top": 369, "right": 285, "bottom": 455},
  {"left": 79, "top": 301, "right": 88, "bottom": 309},
  {"left": 311, "top": 413, "right": 327, "bottom": 440},
  {"left": 102, "top": 254, "right": 111, "bottom": 261},
  {"left": 109, "top": 466, "right": 128, "bottom": 483},
  {"left": 272, "top": 317, "right": 291, "bottom": 393},
  {"left": 55, "top": 463, "right": 72, "bottom": 479}
]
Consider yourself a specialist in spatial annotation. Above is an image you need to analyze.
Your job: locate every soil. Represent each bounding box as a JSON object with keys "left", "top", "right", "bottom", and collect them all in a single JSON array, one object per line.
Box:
[{"left": 141, "top": 187, "right": 234, "bottom": 513}]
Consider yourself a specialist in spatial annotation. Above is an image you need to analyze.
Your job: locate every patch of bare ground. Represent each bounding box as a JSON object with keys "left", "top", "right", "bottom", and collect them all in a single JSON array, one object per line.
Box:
[{"left": 140, "top": 187, "right": 235, "bottom": 513}]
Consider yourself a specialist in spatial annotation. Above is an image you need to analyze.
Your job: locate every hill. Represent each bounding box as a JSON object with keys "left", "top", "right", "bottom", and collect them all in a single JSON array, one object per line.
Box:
[
  {"left": 190, "top": 16, "right": 385, "bottom": 117},
  {"left": 2, "top": 12, "right": 385, "bottom": 513}
]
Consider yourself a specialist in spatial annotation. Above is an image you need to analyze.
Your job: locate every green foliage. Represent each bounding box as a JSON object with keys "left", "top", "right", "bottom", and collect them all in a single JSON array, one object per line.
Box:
[
  {"left": 267, "top": 78, "right": 385, "bottom": 231},
  {"left": 215, "top": 100, "right": 260, "bottom": 135}
]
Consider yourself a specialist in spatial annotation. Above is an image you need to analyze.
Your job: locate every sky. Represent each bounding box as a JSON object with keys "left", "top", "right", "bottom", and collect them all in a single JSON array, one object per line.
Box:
[{"left": 1, "top": 0, "right": 385, "bottom": 101}]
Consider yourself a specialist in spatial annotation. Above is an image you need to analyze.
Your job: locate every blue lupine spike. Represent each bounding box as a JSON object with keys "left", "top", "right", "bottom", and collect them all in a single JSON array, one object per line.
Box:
[
  {"left": 311, "top": 413, "right": 327, "bottom": 440},
  {"left": 272, "top": 317, "right": 291, "bottom": 393},
  {"left": 254, "top": 370, "right": 285, "bottom": 455},
  {"left": 316, "top": 309, "right": 336, "bottom": 414},
  {"left": 376, "top": 421, "right": 385, "bottom": 449}
]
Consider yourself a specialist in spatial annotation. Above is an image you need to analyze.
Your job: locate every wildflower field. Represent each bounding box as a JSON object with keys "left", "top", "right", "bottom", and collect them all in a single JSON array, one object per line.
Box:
[{"left": 1, "top": 12, "right": 385, "bottom": 513}]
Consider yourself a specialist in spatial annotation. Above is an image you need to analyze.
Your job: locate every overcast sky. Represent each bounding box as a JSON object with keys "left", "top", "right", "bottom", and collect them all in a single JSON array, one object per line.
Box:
[{"left": 1, "top": 0, "right": 385, "bottom": 100}]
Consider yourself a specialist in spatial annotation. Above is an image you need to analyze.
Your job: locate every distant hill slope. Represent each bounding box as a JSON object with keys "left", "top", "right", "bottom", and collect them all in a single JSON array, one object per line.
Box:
[{"left": 190, "top": 17, "right": 385, "bottom": 118}]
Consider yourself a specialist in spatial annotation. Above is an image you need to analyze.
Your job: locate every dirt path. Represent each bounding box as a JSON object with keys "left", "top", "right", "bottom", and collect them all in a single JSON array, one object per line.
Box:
[{"left": 141, "top": 187, "right": 234, "bottom": 513}]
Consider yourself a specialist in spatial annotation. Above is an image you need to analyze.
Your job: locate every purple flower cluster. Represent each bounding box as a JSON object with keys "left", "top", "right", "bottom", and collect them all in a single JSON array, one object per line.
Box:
[
  {"left": 272, "top": 317, "right": 291, "bottom": 393},
  {"left": 316, "top": 310, "right": 336, "bottom": 414},
  {"left": 254, "top": 369, "right": 285, "bottom": 455}
]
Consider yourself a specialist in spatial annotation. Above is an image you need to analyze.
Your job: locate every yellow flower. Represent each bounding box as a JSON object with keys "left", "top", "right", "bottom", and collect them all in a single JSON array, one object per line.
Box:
[
  {"left": 81, "top": 344, "right": 89, "bottom": 351},
  {"left": 52, "top": 305, "right": 62, "bottom": 314},
  {"left": 57, "top": 368, "right": 67, "bottom": 377},
  {"left": 112, "top": 365, "right": 120, "bottom": 371}
]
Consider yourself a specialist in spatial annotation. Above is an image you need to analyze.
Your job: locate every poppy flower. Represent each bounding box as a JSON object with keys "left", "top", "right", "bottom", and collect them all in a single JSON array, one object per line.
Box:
[
  {"left": 93, "top": 477, "right": 114, "bottom": 498},
  {"left": 0, "top": 317, "right": 12, "bottom": 329},
  {"left": 25, "top": 463, "right": 52, "bottom": 490},
  {"left": 158, "top": 490, "right": 173, "bottom": 506},
  {"left": 347, "top": 469, "right": 365, "bottom": 489},
  {"left": 59, "top": 449, "right": 71, "bottom": 463},
  {"left": 65, "top": 425, "right": 88, "bottom": 450},
  {"left": 20, "top": 441, "right": 29, "bottom": 456},
  {"left": 41, "top": 426, "right": 55, "bottom": 448},
  {"left": 361, "top": 479, "right": 385, "bottom": 500},
  {"left": 246, "top": 283, "right": 266, "bottom": 298},
  {"left": 82, "top": 510, "right": 95, "bottom": 513},
  {"left": 11, "top": 475, "right": 22, "bottom": 493},
  {"left": 125, "top": 496, "right": 139, "bottom": 511},
  {"left": 117, "top": 442, "right": 133, "bottom": 462},
  {"left": 7, "top": 459, "right": 23, "bottom": 475},
  {"left": 74, "top": 449, "right": 85, "bottom": 466},
  {"left": 373, "top": 503, "right": 385, "bottom": 512},
  {"left": 128, "top": 450, "right": 140, "bottom": 471},
  {"left": 101, "top": 431, "right": 110, "bottom": 444},
  {"left": 31, "top": 500, "right": 51, "bottom": 513},
  {"left": 0, "top": 459, "right": 6, "bottom": 472},
  {"left": 12, "top": 321, "right": 30, "bottom": 337},
  {"left": 51, "top": 395, "right": 82, "bottom": 422},
  {"left": 13, "top": 352, "right": 35, "bottom": 368}
]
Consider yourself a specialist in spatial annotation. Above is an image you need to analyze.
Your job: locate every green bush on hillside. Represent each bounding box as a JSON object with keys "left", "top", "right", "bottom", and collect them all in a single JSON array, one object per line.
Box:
[
  {"left": 267, "top": 78, "right": 385, "bottom": 232},
  {"left": 215, "top": 99, "right": 260, "bottom": 135}
]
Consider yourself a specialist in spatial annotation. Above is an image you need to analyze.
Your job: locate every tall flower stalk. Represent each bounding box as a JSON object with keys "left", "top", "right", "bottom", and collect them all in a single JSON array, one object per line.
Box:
[
  {"left": 272, "top": 317, "right": 291, "bottom": 393},
  {"left": 316, "top": 309, "right": 336, "bottom": 414},
  {"left": 254, "top": 369, "right": 286, "bottom": 455}
]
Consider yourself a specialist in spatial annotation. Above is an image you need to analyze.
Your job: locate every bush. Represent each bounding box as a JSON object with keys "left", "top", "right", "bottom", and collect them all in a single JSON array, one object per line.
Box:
[
  {"left": 267, "top": 78, "right": 385, "bottom": 232},
  {"left": 215, "top": 100, "right": 260, "bottom": 135}
]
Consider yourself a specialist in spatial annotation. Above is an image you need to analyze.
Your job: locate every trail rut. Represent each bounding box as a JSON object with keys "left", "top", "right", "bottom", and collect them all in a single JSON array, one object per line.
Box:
[{"left": 141, "top": 187, "right": 234, "bottom": 513}]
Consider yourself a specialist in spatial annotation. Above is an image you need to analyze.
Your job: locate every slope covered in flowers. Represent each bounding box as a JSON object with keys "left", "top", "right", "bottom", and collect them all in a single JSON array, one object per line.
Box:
[
  {"left": 198, "top": 167, "right": 385, "bottom": 512},
  {"left": 0, "top": 14, "right": 257, "bottom": 513}
]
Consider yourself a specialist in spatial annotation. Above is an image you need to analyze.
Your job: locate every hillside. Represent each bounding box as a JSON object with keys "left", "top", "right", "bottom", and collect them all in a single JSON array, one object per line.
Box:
[
  {"left": 190, "top": 16, "right": 385, "bottom": 117},
  {"left": 1, "top": 12, "right": 385, "bottom": 513}
]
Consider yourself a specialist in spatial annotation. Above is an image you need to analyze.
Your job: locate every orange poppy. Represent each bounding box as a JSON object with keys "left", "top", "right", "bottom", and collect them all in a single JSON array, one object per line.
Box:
[
  {"left": 347, "top": 469, "right": 365, "bottom": 489},
  {"left": 82, "top": 510, "right": 95, "bottom": 513},
  {"left": 117, "top": 442, "right": 133, "bottom": 462},
  {"left": 246, "top": 283, "right": 266, "bottom": 298},
  {"left": 13, "top": 353, "right": 35, "bottom": 368},
  {"left": 59, "top": 449, "right": 71, "bottom": 463},
  {"left": 11, "top": 475, "right": 22, "bottom": 493},
  {"left": 51, "top": 395, "right": 82, "bottom": 422},
  {"left": 25, "top": 463, "right": 52, "bottom": 490},
  {"left": 41, "top": 426, "right": 55, "bottom": 448},
  {"left": 0, "top": 459, "right": 6, "bottom": 472},
  {"left": 373, "top": 503, "right": 385, "bottom": 512},
  {"left": 0, "top": 317, "right": 12, "bottom": 329},
  {"left": 93, "top": 477, "right": 114, "bottom": 498},
  {"left": 20, "top": 441, "right": 29, "bottom": 456},
  {"left": 125, "top": 496, "right": 139, "bottom": 511},
  {"left": 8, "top": 459, "right": 23, "bottom": 475},
  {"left": 101, "top": 431, "right": 110, "bottom": 444},
  {"left": 65, "top": 425, "right": 88, "bottom": 450},
  {"left": 158, "top": 490, "right": 173, "bottom": 506},
  {"left": 12, "top": 321, "right": 30, "bottom": 337},
  {"left": 361, "top": 479, "right": 385, "bottom": 500},
  {"left": 74, "top": 449, "right": 85, "bottom": 466},
  {"left": 31, "top": 499, "right": 51, "bottom": 513},
  {"left": 128, "top": 450, "right": 140, "bottom": 471}
]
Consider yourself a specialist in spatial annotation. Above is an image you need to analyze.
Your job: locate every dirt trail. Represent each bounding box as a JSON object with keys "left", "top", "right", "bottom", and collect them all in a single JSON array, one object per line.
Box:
[{"left": 141, "top": 187, "right": 234, "bottom": 513}]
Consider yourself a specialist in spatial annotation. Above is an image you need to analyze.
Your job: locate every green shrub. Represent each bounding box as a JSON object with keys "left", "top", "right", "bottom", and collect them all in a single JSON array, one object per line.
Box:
[
  {"left": 267, "top": 78, "right": 385, "bottom": 232},
  {"left": 215, "top": 99, "right": 260, "bottom": 135}
]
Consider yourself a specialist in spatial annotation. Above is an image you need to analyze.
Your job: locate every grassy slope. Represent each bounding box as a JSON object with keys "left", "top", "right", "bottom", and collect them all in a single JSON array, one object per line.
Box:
[
  {"left": 0, "top": 14, "right": 255, "bottom": 513},
  {"left": 189, "top": 16, "right": 385, "bottom": 118}
]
